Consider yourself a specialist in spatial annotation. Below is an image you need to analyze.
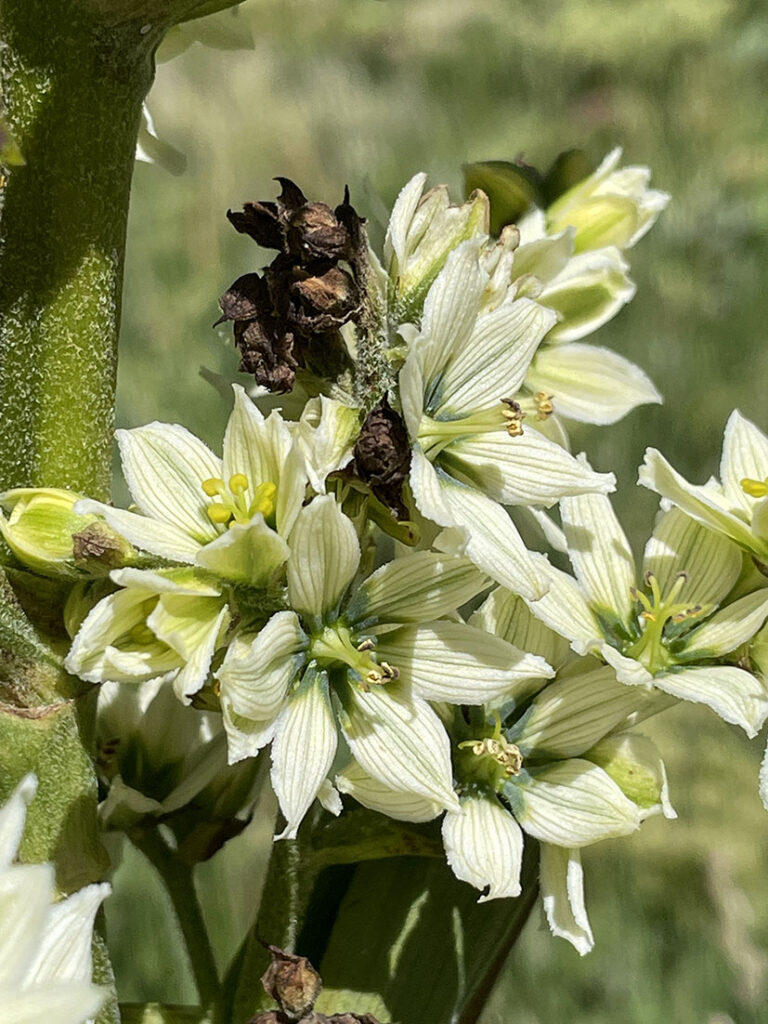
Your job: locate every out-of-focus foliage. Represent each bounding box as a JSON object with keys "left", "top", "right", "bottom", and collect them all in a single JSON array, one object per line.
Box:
[{"left": 116, "top": 0, "right": 768, "bottom": 1019}]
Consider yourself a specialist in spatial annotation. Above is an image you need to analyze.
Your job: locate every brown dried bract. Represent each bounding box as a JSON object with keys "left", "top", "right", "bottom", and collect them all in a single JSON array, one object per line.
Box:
[{"left": 353, "top": 400, "right": 412, "bottom": 519}]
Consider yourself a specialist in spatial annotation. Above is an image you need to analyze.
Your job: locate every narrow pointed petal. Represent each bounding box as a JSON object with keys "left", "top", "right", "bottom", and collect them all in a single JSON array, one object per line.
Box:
[
  {"left": 287, "top": 495, "right": 360, "bottom": 619},
  {"left": 560, "top": 491, "right": 635, "bottom": 625},
  {"left": 442, "top": 794, "right": 524, "bottom": 902},
  {"left": 600, "top": 644, "right": 654, "bottom": 687},
  {"left": 642, "top": 507, "right": 742, "bottom": 609},
  {"left": 271, "top": 668, "right": 338, "bottom": 840},
  {"left": 760, "top": 739, "right": 768, "bottom": 812},
  {"left": 384, "top": 172, "right": 427, "bottom": 271},
  {"left": 652, "top": 665, "right": 768, "bottom": 737},
  {"left": 117, "top": 423, "right": 221, "bottom": 543},
  {"left": 522, "top": 554, "right": 603, "bottom": 654},
  {"left": 24, "top": 883, "right": 109, "bottom": 985},
  {"left": 375, "top": 622, "right": 553, "bottom": 705},
  {"left": 639, "top": 449, "right": 759, "bottom": 553},
  {"left": 539, "top": 844, "right": 594, "bottom": 955},
  {"left": 511, "top": 666, "right": 648, "bottom": 759},
  {"left": 195, "top": 515, "right": 290, "bottom": 585},
  {"left": 111, "top": 566, "right": 222, "bottom": 597},
  {"left": 216, "top": 611, "right": 308, "bottom": 722},
  {"left": 0, "top": 863, "right": 56, "bottom": 986},
  {"left": 157, "top": 600, "right": 229, "bottom": 703},
  {"left": 720, "top": 410, "right": 768, "bottom": 513},
  {"left": 539, "top": 248, "right": 636, "bottom": 345},
  {"left": 340, "top": 684, "right": 459, "bottom": 811},
  {"left": 680, "top": 589, "right": 768, "bottom": 660},
  {"left": 2, "top": 983, "right": 106, "bottom": 1024},
  {"left": 526, "top": 343, "right": 660, "bottom": 424},
  {"left": 411, "top": 449, "right": 547, "bottom": 600},
  {"left": 0, "top": 775, "right": 36, "bottom": 868},
  {"left": 297, "top": 396, "right": 360, "bottom": 495},
  {"left": 222, "top": 707, "right": 276, "bottom": 765},
  {"left": 470, "top": 587, "right": 571, "bottom": 670},
  {"left": 504, "top": 759, "right": 641, "bottom": 847},
  {"left": 74, "top": 501, "right": 201, "bottom": 562},
  {"left": 335, "top": 761, "right": 443, "bottom": 823},
  {"left": 434, "top": 298, "right": 556, "bottom": 416},
  {"left": 345, "top": 551, "right": 489, "bottom": 628},
  {"left": 443, "top": 428, "right": 615, "bottom": 507},
  {"left": 586, "top": 732, "right": 676, "bottom": 820}
]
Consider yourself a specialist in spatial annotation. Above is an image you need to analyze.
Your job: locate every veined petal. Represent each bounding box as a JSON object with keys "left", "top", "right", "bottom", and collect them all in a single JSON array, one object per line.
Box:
[
  {"left": 411, "top": 449, "right": 548, "bottom": 601},
  {"left": 147, "top": 594, "right": 227, "bottom": 661},
  {"left": 222, "top": 706, "right": 276, "bottom": 765},
  {"left": 375, "top": 622, "right": 553, "bottom": 705},
  {"left": 443, "top": 428, "right": 615, "bottom": 507},
  {"left": 539, "top": 844, "right": 593, "bottom": 955},
  {"left": 504, "top": 759, "right": 641, "bottom": 847},
  {"left": 384, "top": 172, "right": 428, "bottom": 272},
  {"left": 600, "top": 644, "right": 654, "bottom": 687},
  {"left": 24, "top": 883, "right": 109, "bottom": 985},
  {"left": 720, "top": 410, "right": 768, "bottom": 514},
  {"left": 117, "top": 423, "right": 221, "bottom": 543},
  {"left": 585, "top": 732, "right": 676, "bottom": 820},
  {"left": 511, "top": 230, "right": 573, "bottom": 284},
  {"left": 526, "top": 344, "right": 661, "bottom": 425},
  {"left": 469, "top": 587, "right": 570, "bottom": 670},
  {"left": 1, "top": 983, "right": 106, "bottom": 1024},
  {"left": 652, "top": 665, "right": 768, "bottom": 738},
  {"left": 442, "top": 794, "right": 523, "bottom": 902},
  {"left": 560, "top": 491, "right": 635, "bottom": 626},
  {"left": 111, "top": 566, "right": 222, "bottom": 596},
  {"left": 679, "top": 589, "right": 768, "bottom": 660},
  {"left": 399, "top": 350, "right": 426, "bottom": 439},
  {"left": 271, "top": 667, "right": 338, "bottom": 840},
  {"left": 0, "top": 775, "right": 36, "bottom": 869},
  {"left": 642, "top": 507, "right": 742, "bottom": 609},
  {"left": 195, "top": 515, "right": 290, "bottom": 586},
  {"left": 216, "top": 611, "right": 308, "bottom": 722},
  {"left": 344, "top": 551, "right": 490, "bottom": 628},
  {"left": 639, "top": 449, "right": 760, "bottom": 553},
  {"left": 296, "top": 396, "right": 360, "bottom": 495},
  {"left": 433, "top": 298, "right": 556, "bottom": 417},
  {"left": 511, "top": 666, "right": 647, "bottom": 759},
  {"left": 538, "top": 248, "right": 636, "bottom": 345},
  {"left": 287, "top": 496, "right": 360, "bottom": 619},
  {"left": 339, "top": 683, "right": 459, "bottom": 811},
  {"left": 335, "top": 761, "right": 443, "bottom": 823},
  {"left": 522, "top": 554, "right": 603, "bottom": 654},
  {"left": 74, "top": 501, "right": 201, "bottom": 563},
  {"left": 0, "top": 863, "right": 56, "bottom": 987},
  {"left": 153, "top": 600, "right": 229, "bottom": 703}
]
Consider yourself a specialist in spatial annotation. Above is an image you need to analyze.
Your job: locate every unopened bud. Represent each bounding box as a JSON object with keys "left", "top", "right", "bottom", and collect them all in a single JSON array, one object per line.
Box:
[{"left": 0, "top": 488, "right": 94, "bottom": 577}]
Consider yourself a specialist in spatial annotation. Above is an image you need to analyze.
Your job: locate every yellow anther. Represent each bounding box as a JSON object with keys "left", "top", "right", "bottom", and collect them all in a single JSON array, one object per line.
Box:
[
  {"left": 534, "top": 391, "right": 555, "bottom": 420},
  {"left": 202, "top": 477, "right": 226, "bottom": 497},
  {"left": 741, "top": 477, "right": 768, "bottom": 498},
  {"left": 501, "top": 397, "right": 525, "bottom": 437},
  {"left": 356, "top": 639, "right": 375, "bottom": 652},
  {"left": 380, "top": 661, "right": 400, "bottom": 681},
  {"left": 207, "top": 504, "right": 233, "bottom": 525},
  {"left": 251, "top": 481, "right": 278, "bottom": 518},
  {"left": 229, "top": 473, "right": 249, "bottom": 495},
  {"left": 212, "top": 678, "right": 222, "bottom": 697}
]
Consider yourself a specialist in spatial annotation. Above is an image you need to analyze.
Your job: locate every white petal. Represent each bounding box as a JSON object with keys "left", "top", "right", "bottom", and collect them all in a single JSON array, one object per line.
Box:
[
  {"left": 146, "top": 597, "right": 229, "bottom": 703},
  {"left": 433, "top": 298, "right": 556, "bottom": 417},
  {"left": 443, "top": 428, "right": 615, "bottom": 507},
  {"left": 511, "top": 666, "right": 647, "bottom": 759},
  {"left": 296, "top": 396, "right": 360, "bottom": 495},
  {"left": 538, "top": 248, "right": 636, "bottom": 345},
  {"left": 0, "top": 863, "right": 55, "bottom": 986},
  {"left": 384, "top": 172, "right": 427, "bottom": 271},
  {"left": 680, "top": 589, "right": 768, "bottom": 660},
  {"left": 375, "top": 622, "right": 553, "bottom": 705},
  {"left": 287, "top": 496, "right": 360, "bottom": 619},
  {"left": 1, "top": 983, "right": 105, "bottom": 1024},
  {"left": 216, "top": 611, "right": 308, "bottom": 722},
  {"left": 0, "top": 775, "right": 36, "bottom": 869},
  {"left": 526, "top": 343, "right": 660, "bottom": 424},
  {"left": 522, "top": 554, "right": 603, "bottom": 655},
  {"left": 340, "top": 684, "right": 459, "bottom": 811},
  {"left": 639, "top": 449, "right": 760, "bottom": 553},
  {"left": 195, "top": 515, "right": 290, "bottom": 585},
  {"left": 539, "top": 844, "right": 593, "bottom": 955},
  {"left": 585, "top": 732, "right": 676, "bottom": 820},
  {"left": 720, "top": 409, "right": 768, "bottom": 514},
  {"left": 652, "top": 665, "right": 768, "bottom": 738},
  {"left": 505, "top": 759, "right": 641, "bottom": 846},
  {"left": 74, "top": 501, "right": 201, "bottom": 563},
  {"left": 271, "top": 668, "right": 338, "bottom": 840},
  {"left": 442, "top": 794, "right": 523, "bottom": 901},
  {"left": 560, "top": 491, "right": 635, "bottom": 624},
  {"left": 222, "top": 707, "right": 276, "bottom": 765},
  {"left": 117, "top": 423, "right": 221, "bottom": 543},
  {"left": 410, "top": 450, "right": 547, "bottom": 601},
  {"left": 642, "top": 507, "right": 742, "bottom": 609},
  {"left": 600, "top": 644, "right": 654, "bottom": 687},
  {"left": 111, "top": 566, "right": 222, "bottom": 596},
  {"left": 469, "top": 587, "right": 570, "bottom": 670},
  {"left": 335, "top": 761, "right": 443, "bottom": 823},
  {"left": 345, "top": 551, "right": 489, "bottom": 628},
  {"left": 24, "top": 883, "right": 109, "bottom": 985},
  {"left": 760, "top": 738, "right": 768, "bottom": 812}
]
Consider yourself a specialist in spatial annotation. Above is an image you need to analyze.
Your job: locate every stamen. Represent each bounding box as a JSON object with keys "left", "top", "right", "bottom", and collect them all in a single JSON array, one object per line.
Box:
[
  {"left": 741, "top": 477, "right": 768, "bottom": 498},
  {"left": 229, "top": 473, "right": 249, "bottom": 495},
  {"left": 208, "top": 504, "right": 233, "bottom": 525},
  {"left": 202, "top": 477, "right": 227, "bottom": 497},
  {"left": 458, "top": 734, "right": 523, "bottom": 777},
  {"left": 533, "top": 391, "right": 554, "bottom": 420},
  {"left": 501, "top": 397, "right": 525, "bottom": 437}
]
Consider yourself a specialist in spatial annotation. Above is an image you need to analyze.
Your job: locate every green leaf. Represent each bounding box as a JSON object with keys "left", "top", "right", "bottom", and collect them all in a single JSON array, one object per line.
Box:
[
  {"left": 463, "top": 160, "right": 545, "bottom": 234},
  {"left": 542, "top": 148, "right": 594, "bottom": 206},
  {"left": 119, "top": 1007, "right": 211, "bottom": 1024}
]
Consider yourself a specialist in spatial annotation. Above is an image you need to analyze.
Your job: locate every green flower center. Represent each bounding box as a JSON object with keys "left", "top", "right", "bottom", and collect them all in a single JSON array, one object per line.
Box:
[
  {"left": 458, "top": 714, "right": 523, "bottom": 789},
  {"left": 624, "top": 570, "right": 704, "bottom": 673},
  {"left": 202, "top": 474, "right": 277, "bottom": 529},
  {"left": 309, "top": 624, "right": 399, "bottom": 691}
]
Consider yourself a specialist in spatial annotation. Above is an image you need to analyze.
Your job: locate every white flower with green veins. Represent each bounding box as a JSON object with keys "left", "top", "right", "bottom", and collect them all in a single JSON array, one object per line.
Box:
[
  {"left": 399, "top": 237, "right": 616, "bottom": 599},
  {"left": 0, "top": 775, "right": 109, "bottom": 1024},
  {"left": 77, "top": 384, "right": 306, "bottom": 587},
  {"left": 639, "top": 409, "right": 768, "bottom": 565},
  {"left": 216, "top": 494, "right": 555, "bottom": 839},
  {"left": 523, "top": 491, "right": 768, "bottom": 738}
]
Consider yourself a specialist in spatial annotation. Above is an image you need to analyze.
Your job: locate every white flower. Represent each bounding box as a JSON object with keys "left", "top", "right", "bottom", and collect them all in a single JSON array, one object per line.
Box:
[
  {"left": 639, "top": 409, "right": 768, "bottom": 563},
  {"left": 400, "top": 238, "right": 616, "bottom": 599},
  {"left": 216, "top": 495, "right": 554, "bottom": 838},
  {"left": 0, "top": 776, "right": 109, "bottom": 1024},
  {"left": 77, "top": 385, "right": 305, "bottom": 586}
]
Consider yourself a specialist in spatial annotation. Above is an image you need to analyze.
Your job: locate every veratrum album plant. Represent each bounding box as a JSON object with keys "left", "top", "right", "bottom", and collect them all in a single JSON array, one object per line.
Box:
[{"left": 1, "top": 5, "right": 768, "bottom": 1024}]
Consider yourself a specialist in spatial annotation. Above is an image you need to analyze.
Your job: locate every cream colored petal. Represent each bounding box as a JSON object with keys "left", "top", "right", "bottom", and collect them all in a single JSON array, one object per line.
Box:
[
  {"left": 442, "top": 794, "right": 523, "bottom": 902},
  {"left": 585, "top": 732, "right": 676, "bottom": 820},
  {"left": 522, "top": 554, "right": 603, "bottom": 655},
  {"left": 720, "top": 409, "right": 768, "bottom": 514},
  {"left": 539, "top": 844, "right": 593, "bottom": 955},
  {"left": 335, "top": 761, "right": 443, "bottom": 823},
  {"left": 680, "top": 589, "right": 768, "bottom": 660},
  {"left": 195, "top": 515, "right": 290, "bottom": 586},
  {"left": 0, "top": 775, "right": 36, "bottom": 869},
  {"left": 538, "top": 248, "right": 636, "bottom": 345},
  {"left": 287, "top": 496, "right": 360, "bottom": 619},
  {"left": 652, "top": 665, "right": 768, "bottom": 738},
  {"left": 24, "top": 884, "right": 109, "bottom": 985},
  {"left": 469, "top": 587, "right": 570, "bottom": 670}
]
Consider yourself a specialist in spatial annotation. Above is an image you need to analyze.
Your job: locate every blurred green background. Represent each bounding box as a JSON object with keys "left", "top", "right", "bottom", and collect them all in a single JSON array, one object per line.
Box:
[{"left": 113, "top": 0, "right": 768, "bottom": 1020}]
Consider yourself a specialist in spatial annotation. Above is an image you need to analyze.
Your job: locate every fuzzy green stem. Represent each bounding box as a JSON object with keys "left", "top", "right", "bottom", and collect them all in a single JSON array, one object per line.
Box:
[{"left": 131, "top": 827, "right": 222, "bottom": 1013}]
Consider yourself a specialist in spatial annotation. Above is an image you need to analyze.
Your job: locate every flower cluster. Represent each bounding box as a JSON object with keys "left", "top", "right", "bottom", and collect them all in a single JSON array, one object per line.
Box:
[{"left": 8, "top": 151, "right": 768, "bottom": 956}]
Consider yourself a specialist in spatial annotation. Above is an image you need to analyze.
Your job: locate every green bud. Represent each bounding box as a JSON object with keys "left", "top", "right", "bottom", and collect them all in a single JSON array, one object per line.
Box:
[
  {"left": 462, "top": 159, "right": 544, "bottom": 235},
  {"left": 585, "top": 732, "right": 675, "bottom": 818},
  {"left": 550, "top": 195, "right": 640, "bottom": 253},
  {"left": 542, "top": 148, "right": 594, "bottom": 206}
]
